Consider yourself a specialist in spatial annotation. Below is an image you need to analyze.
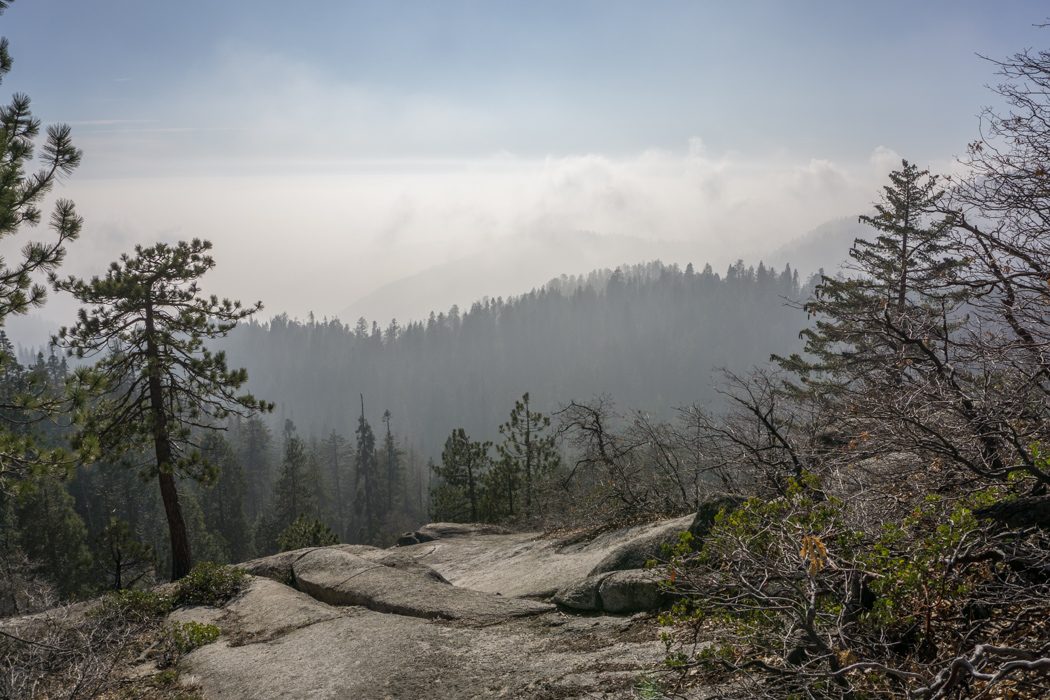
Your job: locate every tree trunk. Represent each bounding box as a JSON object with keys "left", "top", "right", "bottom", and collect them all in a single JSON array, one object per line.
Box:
[
  {"left": 158, "top": 471, "right": 192, "bottom": 579},
  {"left": 144, "top": 297, "right": 192, "bottom": 580},
  {"left": 897, "top": 207, "right": 909, "bottom": 316}
]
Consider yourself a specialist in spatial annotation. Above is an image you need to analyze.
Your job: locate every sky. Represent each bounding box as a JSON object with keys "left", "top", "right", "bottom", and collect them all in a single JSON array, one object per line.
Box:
[{"left": 2, "top": 1, "right": 1048, "bottom": 338}]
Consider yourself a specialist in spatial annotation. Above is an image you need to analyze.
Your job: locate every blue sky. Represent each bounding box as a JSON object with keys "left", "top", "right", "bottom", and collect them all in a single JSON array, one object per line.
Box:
[
  {"left": 2, "top": 1, "right": 1048, "bottom": 329},
  {"left": 8, "top": 1, "right": 1046, "bottom": 166}
]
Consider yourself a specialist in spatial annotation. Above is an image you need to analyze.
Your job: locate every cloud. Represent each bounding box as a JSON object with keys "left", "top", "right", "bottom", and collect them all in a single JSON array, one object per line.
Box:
[
  {"left": 50, "top": 141, "right": 913, "bottom": 323},
  {"left": 46, "top": 48, "right": 953, "bottom": 322}
]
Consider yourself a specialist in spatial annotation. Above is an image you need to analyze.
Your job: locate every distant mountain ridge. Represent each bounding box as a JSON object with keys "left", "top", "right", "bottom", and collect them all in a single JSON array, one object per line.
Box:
[
  {"left": 764, "top": 216, "right": 869, "bottom": 276},
  {"left": 221, "top": 260, "right": 820, "bottom": 457},
  {"left": 339, "top": 231, "right": 729, "bottom": 325},
  {"left": 342, "top": 220, "right": 868, "bottom": 327}
]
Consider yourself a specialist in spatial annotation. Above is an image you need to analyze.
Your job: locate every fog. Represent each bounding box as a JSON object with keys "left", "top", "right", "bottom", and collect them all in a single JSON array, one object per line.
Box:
[
  {"left": 11, "top": 141, "right": 934, "bottom": 343},
  {"left": 5, "top": 1, "right": 1034, "bottom": 343}
]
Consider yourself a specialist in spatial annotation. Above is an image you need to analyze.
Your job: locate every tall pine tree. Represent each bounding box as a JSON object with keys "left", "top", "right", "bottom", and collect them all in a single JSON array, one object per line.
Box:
[
  {"left": 496, "top": 393, "right": 559, "bottom": 517},
  {"left": 354, "top": 396, "right": 380, "bottom": 542},
  {"left": 55, "top": 239, "right": 271, "bottom": 579},
  {"left": 777, "top": 161, "right": 962, "bottom": 395}
]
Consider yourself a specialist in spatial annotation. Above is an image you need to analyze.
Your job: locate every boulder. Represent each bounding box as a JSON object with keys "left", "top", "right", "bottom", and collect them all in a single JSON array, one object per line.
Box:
[
  {"left": 237, "top": 548, "right": 316, "bottom": 583},
  {"left": 218, "top": 577, "right": 344, "bottom": 646},
  {"left": 415, "top": 522, "right": 512, "bottom": 540},
  {"left": 586, "top": 498, "right": 741, "bottom": 578},
  {"left": 598, "top": 570, "right": 666, "bottom": 614},
  {"left": 238, "top": 545, "right": 382, "bottom": 584},
  {"left": 553, "top": 573, "right": 610, "bottom": 612},
  {"left": 555, "top": 569, "right": 666, "bottom": 614}
]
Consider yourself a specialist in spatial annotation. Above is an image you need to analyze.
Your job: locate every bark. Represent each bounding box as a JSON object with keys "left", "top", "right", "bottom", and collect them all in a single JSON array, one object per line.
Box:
[{"left": 145, "top": 297, "right": 192, "bottom": 580}]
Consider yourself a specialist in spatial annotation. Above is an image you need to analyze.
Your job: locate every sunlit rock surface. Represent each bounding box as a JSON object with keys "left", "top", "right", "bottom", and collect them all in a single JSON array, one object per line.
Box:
[{"left": 182, "top": 515, "right": 707, "bottom": 699}]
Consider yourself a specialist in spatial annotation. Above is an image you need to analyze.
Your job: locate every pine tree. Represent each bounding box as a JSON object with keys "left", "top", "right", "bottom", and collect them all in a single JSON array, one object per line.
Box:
[
  {"left": 236, "top": 415, "right": 272, "bottom": 523},
  {"left": 54, "top": 239, "right": 270, "bottom": 580},
  {"left": 433, "top": 428, "right": 490, "bottom": 522},
  {"left": 0, "top": 7, "right": 83, "bottom": 489},
  {"left": 14, "top": 474, "right": 93, "bottom": 598},
  {"left": 495, "top": 392, "right": 559, "bottom": 517},
  {"left": 354, "top": 396, "right": 380, "bottom": 542},
  {"left": 321, "top": 430, "right": 349, "bottom": 539},
  {"left": 94, "top": 516, "right": 153, "bottom": 590},
  {"left": 0, "top": 18, "right": 82, "bottom": 322},
  {"left": 776, "top": 161, "right": 962, "bottom": 395},
  {"left": 277, "top": 514, "right": 339, "bottom": 552},
  {"left": 199, "top": 432, "right": 251, "bottom": 563},
  {"left": 270, "top": 420, "right": 314, "bottom": 538},
  {"left": 381, "top": 409, "right": 401, "bottom": 511}
]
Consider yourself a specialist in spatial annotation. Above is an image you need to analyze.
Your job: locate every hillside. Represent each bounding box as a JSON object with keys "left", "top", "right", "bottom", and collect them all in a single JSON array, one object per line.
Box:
[
  {"left": 764, "top": 216, "right": 869, "bottom": 275},
  {"left": 222, "top": 260, "right": 817, "bottom": 455}
]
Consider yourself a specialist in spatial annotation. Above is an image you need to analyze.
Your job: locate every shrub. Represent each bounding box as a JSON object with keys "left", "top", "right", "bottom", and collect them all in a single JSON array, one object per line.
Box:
[
  {"left": 277, "top": 515, "right": 339, "bottom": 551},
  {"left": 658, "top": 475, "right": 1049, "bottom": 698},
  {"left": 174, "top": 562, "right": 247, "bottom": 607},
  {"left": 157, "top": 621, "right": 222, "bottom": 669},
  {"left": 91, "top": 588, "right": 174, "bottom": 623},
  {"left": 167, "top": 621, "right": 221, "bottom": 655}
]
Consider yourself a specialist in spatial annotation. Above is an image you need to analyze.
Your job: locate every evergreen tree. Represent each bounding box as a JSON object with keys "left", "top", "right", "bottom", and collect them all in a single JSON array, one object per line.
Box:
[
  {"left": 199, "top": 432, "right": 251, "bottom": 563},
  {"left": 267, "top": 420, "right": 314, "bottom": 547},
  {"left": 381, "top": 409, "right": 402, "bottom": 511},
  {"left": 181, "top": 486, "right": 229, "bottom": 565},
  {"left": 54, "top": 239, "right": 271, "bottom": 580},
  {"left": 479, "top": 459, "right": 518, "bottom": 522},
  {"left": 0, "top": 8, "right": 83, "bottom": 488},
  {"left": 321, "top": 430, "right": 349, "bottom": 539},
  {"left": 856, "top": 161, "right": 958, "bottom": 316},
  {"left": 433, "top": 428, "right": 490, "bottom": 522},
  {"left": 94, "top": 516, "right": 153, "bottom": 590},
  {"left": 14, "top": 474, "right": 92, "bottom": 598},
  {"left": 495, "top": 392, "right": 559, "bottom": 517},
  {"left": 777, "top": 161, "right": 961, "bottom": 395},
  {"left": 354, "top": 396, "right": 380, "bottom": 542},
  {"left": 277, "top": 514, "right": 339, "bottom": 552},
  {"left": 236, "top": 415, "right": 272, "bottom": 523},
  {"left": 0, "top": 14, "right": 82, "bottom": 322},
  {"left": 0, "top": 485, "right": 53, "bottom": 615}
]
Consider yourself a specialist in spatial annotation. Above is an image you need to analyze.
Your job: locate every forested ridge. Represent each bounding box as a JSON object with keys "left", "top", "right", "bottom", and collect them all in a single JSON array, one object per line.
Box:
[{"left": 219, "top": 260, "right": 816, "bottom": 453}]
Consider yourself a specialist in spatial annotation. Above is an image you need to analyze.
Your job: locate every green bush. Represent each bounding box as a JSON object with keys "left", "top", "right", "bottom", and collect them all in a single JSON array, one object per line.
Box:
[
  {"left": 174, "top": 562, "right": 247, "bottom": 607},
  {"left": 657, "top": 475, "right": 1025, "bottom": 697},
  {"left": 167, "top": 621, "right": 221, "bottom": 655},
  {"left": 91, "top": 588, "right": 174, "bottom": 622},
  {"left": 277, "top": 515, "right": 339, "bottom": 551}
]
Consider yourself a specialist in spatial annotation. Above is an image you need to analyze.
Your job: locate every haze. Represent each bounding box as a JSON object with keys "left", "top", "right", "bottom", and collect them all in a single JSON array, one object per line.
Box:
[{"left": 3, "top": 0, "right": 1045, "bottom": 338}]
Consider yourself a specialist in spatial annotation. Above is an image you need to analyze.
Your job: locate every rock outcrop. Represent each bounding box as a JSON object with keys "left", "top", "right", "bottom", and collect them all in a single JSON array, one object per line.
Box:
[
  {"left": 388, "top": 514, "right": 697, "bottom": 599},
  {"left": 8, "top": 512, "right": 715, "bottom": 699},
  {"left": 291, "top": 547, "right": 553, "bottom": 621},
  {"left": 183, "top": 578, "right": 666, "bottom": 699},
  {"left": 179, "top": 514, "right": 712, "bottom": 697}
]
